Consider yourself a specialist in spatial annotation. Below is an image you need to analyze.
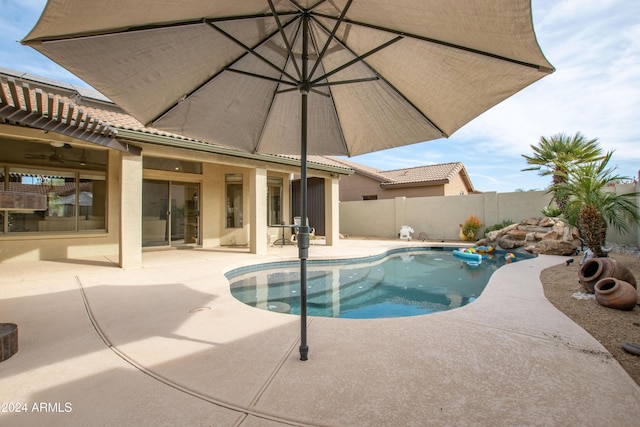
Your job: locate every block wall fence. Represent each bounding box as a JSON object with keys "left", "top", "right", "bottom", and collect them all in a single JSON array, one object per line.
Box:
[{"left": 339, "top": 183, "right": 639, "bottom": 246}]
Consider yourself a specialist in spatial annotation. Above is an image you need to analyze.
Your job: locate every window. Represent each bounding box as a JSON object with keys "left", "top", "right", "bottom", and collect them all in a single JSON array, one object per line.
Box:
[
  {"left": 1, "top": 166, "right": 106, "bottom": 233},
  {"left": 143, "top": 156, "right": 202, "bottom": 174},
  {"left": 267, "top": 177, "right": 283, "bottom": 225},
  {"left": 78, "top": 173, "right": 107, "bottom": 230},
  {"left": 225, "top": 173, "right": 243, "bottom": 228}
]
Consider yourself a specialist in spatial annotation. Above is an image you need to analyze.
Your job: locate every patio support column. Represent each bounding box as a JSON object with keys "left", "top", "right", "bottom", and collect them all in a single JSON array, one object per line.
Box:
[
  {"left": 250, "top": 167, "right": 268, "bottom": 255},
  {"left": 119, "top": 151, "right": 142, "bottom": 269},
  {"left": 324, "top": 176, "right": 340, "bottom": 246}
]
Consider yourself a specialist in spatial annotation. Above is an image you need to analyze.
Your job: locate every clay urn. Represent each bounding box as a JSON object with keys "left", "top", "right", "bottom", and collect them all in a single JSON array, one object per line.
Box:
[
  {"left": 578, "top": 258, "right": 637, "bottom": 293},
  {"left": 594, "top": 278, "right": 638, "bottom": 311}
]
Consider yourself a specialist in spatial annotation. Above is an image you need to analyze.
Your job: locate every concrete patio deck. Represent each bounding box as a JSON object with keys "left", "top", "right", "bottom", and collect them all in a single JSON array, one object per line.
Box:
[{"left": 1, "top": 239, "right": 639, "bottom": 426}]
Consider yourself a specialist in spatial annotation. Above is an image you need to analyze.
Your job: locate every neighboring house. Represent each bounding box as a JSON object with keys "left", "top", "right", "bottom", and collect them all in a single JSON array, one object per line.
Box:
[
  {"left": 0, "top": 67, "right": 352, "bottom": 266},
  {"left": 328, "top": 157, "right": 477, "bottom": 201}
]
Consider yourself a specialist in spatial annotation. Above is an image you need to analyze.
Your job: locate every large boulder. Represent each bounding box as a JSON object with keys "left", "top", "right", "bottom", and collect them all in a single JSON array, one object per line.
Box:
[
  {"left": 497, "top": 237, "right": 524, "bottom": 249},
  {"left": 506, "top": 229, "right": 528, "bottom": 241},
  {"left": 533, "top": 239, "right": 577, "bottom": 256}
]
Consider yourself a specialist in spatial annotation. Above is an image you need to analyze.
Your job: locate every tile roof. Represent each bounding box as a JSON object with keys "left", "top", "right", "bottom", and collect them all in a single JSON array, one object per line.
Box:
[
  {"left": 326, "top": 157, "right": 473, "bottom": 191},
  {"left": 381, "top": 162, "right": 465, "bottom": 185},
  {"left": 324, "top": 157, "right": 392, "bottom": 181}
]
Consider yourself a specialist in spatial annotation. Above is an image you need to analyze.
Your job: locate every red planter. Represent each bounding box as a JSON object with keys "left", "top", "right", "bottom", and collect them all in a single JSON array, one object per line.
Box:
[
  {"left": 594, "top": 278, "right": 638, "bottom": 311},
  {"left": 578, "top": 258, "right": 637, "bottom": 293}
]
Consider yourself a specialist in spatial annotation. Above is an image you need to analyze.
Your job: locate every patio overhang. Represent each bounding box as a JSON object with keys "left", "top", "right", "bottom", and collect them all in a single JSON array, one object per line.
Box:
[{"left": 0, "top": 77, "right": 140, "bottom": 155}]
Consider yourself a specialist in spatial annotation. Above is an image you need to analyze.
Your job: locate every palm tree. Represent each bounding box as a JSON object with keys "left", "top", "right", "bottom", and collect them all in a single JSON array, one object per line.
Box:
[
  {"left": 551, "top": 152, "right": 640, "bottom": 257},
  {"left": 522, "top": 132, "right": 605, "bottom": 213}
]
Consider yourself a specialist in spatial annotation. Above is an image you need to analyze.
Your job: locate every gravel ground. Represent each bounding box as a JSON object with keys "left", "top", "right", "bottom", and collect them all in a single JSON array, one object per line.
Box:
[{"left": 541, "top": 246, "right": 640, "bottom": 386}]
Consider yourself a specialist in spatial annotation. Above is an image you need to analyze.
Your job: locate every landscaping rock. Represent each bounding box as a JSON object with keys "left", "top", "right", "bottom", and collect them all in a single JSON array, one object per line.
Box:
[
  {"left": 534, "top": 239, "right": 577, "bottom": 256},
  {"left": 497, "top": 237, "right": 524, "bottom": 249},
  {"left": 538, "top": 217, "right": 556, "bottom": 227},
  {"left": 506, "top": 229, "right": 528, "bottom": 241},
  {"left": 479, "top": 216, "right": 580, "bottom": 255},
  {"left": 522, "top": 217, "right": 540, "bottom": 226},
  {"left": 542, "top": 230, "right": 560, "bottom": 240}
]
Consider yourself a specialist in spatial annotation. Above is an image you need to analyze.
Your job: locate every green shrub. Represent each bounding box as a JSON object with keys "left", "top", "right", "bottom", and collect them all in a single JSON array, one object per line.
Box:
[
  {"left": 484, "top": 219, "right": 514, "bottom": 237},
  {"left": 541, "top": 205, "right": 562, "bottom": 218}
]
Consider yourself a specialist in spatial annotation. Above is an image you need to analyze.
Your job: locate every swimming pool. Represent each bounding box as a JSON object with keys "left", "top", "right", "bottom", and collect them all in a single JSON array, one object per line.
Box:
[{"left": 227, "top": 247, "right": 533, "bottom": 319}]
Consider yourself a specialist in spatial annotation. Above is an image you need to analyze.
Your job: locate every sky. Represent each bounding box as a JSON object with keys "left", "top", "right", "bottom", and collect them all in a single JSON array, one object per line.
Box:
[{"left": 1, "top": 0, "right": 639, "bottom": 193}]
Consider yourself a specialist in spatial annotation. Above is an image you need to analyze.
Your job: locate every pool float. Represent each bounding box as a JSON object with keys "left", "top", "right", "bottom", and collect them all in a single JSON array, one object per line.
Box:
[{"left": 453, "top": 248, "right": 483, "bottom": 263}]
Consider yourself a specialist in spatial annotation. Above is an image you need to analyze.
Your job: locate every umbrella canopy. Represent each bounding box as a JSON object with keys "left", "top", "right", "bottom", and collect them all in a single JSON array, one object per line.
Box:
[
  {"left": 23, "top": 0, "right": 553, "bottom": 361},
  {"left": 23, "top": 0, "right": 553, "bottom": 157}
]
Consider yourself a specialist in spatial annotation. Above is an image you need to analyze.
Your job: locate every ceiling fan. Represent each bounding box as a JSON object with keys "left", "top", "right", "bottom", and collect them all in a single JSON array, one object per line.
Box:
[
  {"left": 24, "top": 144, "right": 101, "bottom": 167},
  {"left": 24, "top": 145, "right": 71, "bottom": 163}
]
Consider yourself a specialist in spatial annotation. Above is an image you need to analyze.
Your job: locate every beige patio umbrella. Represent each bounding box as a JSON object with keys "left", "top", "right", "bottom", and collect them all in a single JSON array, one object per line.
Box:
[{"left": 23, "top": 0, "right": 553, "bottom": 360}]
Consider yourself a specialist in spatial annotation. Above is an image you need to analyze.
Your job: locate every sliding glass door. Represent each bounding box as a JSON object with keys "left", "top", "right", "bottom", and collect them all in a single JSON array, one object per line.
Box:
[{"left": 142, "top": 179, "right": 199, "bottom": 247}]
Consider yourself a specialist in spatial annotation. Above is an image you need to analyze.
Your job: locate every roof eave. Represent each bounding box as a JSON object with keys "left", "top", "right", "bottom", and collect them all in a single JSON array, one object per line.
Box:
[
  {"left": 116, "top": 129, "right": 353, "bottom": 175},
  {"left": 380, "top": 179, "right": 449, "bottom": 188}
]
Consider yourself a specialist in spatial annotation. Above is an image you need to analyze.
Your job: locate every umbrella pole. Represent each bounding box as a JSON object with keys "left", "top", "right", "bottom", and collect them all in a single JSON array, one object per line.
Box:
[
  {"left": 298, "top": 13, "right": 310, "bottom": 361},
  {"left": 298, "top": 90, "right": 309, "bottom": 361}
]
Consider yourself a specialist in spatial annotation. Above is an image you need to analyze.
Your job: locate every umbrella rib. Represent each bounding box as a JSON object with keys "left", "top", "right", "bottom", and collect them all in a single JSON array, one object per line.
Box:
[
  {"left": 23, "top": 13, "right": 299, "bottom": 43},
  {"left": 275, "top": 86, "right": 330, "bottom": 98},
  {"left": 314, "top": 77, "right": 379, "bottom": 87},
  {"left": 287, "top": 0, "right": 328, "bottom": 13},
  {"left": 301, "top": 22, "right": 351, "bottom": 156},
  {"left": 312, "top": 13, "right": 552, "bottom": 71},
  {"left": 310, "top": 35, "right": 402, "bottom": 85},
  {"left": 308, "top": 0, "right": 354, "bottom": 79},
  {"left": 274, "top": 87, "right": 299, "bottom": 94},
  {"left": 324, "top": 85, "right": 351, "bottom": 156},
  {"left": 311, "top": 19, "right": 447, "bottom": 137},
  {"left": 225, "top": 68, "right": 297, "bottom": 87},
  {"left": 268, "top": 0, "right": 302, "bottom": 80},
  {"left": 204, "top": 20, "right": 299, "bottom": 84},
  {"left": 252, "top": 83, "right": 281, "bottom": 155},
  {"left": 253, "top": 10, "right": 309, "bottom": 154}
]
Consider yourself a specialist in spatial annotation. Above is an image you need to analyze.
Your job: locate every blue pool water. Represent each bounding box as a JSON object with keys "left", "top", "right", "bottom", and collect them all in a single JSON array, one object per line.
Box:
[{"left": 227, "top": 247, "right": 533, "bottom": 319}]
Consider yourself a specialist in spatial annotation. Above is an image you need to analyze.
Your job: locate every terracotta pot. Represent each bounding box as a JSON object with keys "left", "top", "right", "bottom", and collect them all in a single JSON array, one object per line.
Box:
[
  {"left": 578, "top": 257, "right": 637, "bottom": 293},
  {"left": 594, "top": 278, "right": 638, "bottom": 311},
  {"left": 458, "top": 226, "right": 467, "bottom": 241}
]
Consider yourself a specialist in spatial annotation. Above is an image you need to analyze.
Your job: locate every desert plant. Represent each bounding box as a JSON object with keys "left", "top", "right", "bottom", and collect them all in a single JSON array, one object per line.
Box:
[
  {"left": 460, "top": 215, "right": 482, "bottom": 240},
  {"left": 522, "top": 132, "right": 605, "bottom": 215},
  {"left": 484, "top": 219, "right": 514, "bottom": 236},
  {"left": 541, "top": 204, "right": 562, "bottom": 218},
  {"left": 551, "top": 152, "right": 640, "bottom": 257}
]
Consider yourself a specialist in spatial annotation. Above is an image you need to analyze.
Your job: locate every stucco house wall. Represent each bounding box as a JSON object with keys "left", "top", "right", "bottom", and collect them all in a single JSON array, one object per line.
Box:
[
  {"left": 0, "top": 69, "right": 349, "bottom": 265},
  {"left": 335, "top": 159, "right": 475, "bottom": 202},
  {"left": 443, "top": 172, "right": 472, "bottom": 196},
  {"left": 338, "top": 172, "right": 384, "bottom": 201}
]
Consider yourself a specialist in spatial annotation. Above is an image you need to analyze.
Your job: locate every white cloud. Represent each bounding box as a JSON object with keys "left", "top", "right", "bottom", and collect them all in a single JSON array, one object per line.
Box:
[{"left": 449, "top": 0, "right": 640, "bottom": 169}]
